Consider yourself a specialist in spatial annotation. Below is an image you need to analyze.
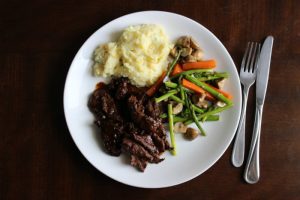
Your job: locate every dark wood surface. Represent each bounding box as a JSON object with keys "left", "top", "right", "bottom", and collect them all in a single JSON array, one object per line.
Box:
[{"left": 1, "top": 0, "right": 300, "bottom": 199}]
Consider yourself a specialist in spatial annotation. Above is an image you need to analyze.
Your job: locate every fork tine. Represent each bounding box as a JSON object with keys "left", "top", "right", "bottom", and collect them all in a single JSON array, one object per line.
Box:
[
  {"left": 245, "top": 42, "right": 254, "bottom": 72},
  {"left": 249, "top": 43, "right": 259, "bottom": 73},
  {"left": 241, "top": 42, "right": 251, "bottom": 72},
  {"left": 253, "top": 43, "right": 261, "bottom": 72}
]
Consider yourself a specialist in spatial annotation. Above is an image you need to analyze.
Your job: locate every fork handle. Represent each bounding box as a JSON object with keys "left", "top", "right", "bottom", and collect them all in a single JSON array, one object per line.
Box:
[
  {"left": 231, "top": 85, "right": 249, "bottom": 167},
  {"left": 244, "top": 104, "right": 262, "bottom": 184}
]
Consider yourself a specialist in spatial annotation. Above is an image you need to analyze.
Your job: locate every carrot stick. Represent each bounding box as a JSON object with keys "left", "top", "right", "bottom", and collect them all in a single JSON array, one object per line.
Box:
[
  {"left": 206, "top": 83, "right": 233, "bottom": 99},
  {"left": 182, "top": 59, "right": 216, "bottom": 70},
  {"left": 182, "top": 79, "right": 215, "bottom": 100},
  {"left": 171, "top": 64, "right": 183, "bottom": 76},
  {"left": 146, "top": 71, "right": 166, "bottom": 96}
]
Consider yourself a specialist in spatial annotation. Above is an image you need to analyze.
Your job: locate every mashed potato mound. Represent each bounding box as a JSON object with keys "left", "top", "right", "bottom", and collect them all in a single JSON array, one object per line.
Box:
[{"left": 92, "top": 24, "right": 172, "bottom": 87}]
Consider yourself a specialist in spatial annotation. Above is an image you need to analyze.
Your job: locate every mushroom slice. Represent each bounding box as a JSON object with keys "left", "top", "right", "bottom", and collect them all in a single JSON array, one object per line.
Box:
[
  {"left": 184, "top": 127, "right": 199, "bottom": 140},
  {"left": 196, "top": 100, "right": 209, "bottom": 109},
  {"left": 192, "top": 94, "right": 208, "bottom": 108},
  {"left": 181, "top": 47, "right": 193, "bottom": 57},
  {"left": 172, "top": 103, "right": 183, "bottom": 115},
  {"left": 170, "top": 46, "right": 179, "bottom": 57},
  {"left": 216, "top": 78, "right": 226, "bottom": 89},
  {"left": 185, "top": 55, "right": 197, "bottom": 63},
  {"left": 192, "top": 94, "right": 205, "bottom": 103},
  {"left": 191, "top": 49, "right": 204, "bottom": 61},
  {"left": 174, "top": 122, "right": 188, "bottom": 133},
  {"left": 190, "top": 37, "right": 201, "bottom": 50},
  {"left": 216, "top": 101, "right": 226, "bottom": 108},
  {"left": 176, "top": 36, "right": 191, "bottom": 48}
]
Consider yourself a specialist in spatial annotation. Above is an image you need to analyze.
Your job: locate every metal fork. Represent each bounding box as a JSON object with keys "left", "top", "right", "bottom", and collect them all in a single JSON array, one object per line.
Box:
[{"left": 232, "top": 42, "right": 261, "bottom": 167}]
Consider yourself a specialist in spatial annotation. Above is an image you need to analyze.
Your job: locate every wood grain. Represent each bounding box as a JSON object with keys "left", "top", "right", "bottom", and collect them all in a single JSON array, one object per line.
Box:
[{"left": 1, "top": 0, "right": 300, "bottom": 199}]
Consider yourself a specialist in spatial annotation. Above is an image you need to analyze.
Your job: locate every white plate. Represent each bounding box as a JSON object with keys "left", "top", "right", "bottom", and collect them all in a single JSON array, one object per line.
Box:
[{"left": 64, "top": 11, "right": 242, "bottom": 188}]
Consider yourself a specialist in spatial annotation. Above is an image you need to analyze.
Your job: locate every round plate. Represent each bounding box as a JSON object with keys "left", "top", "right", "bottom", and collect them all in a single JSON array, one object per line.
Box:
[{"left": 64, "top": 11, "right": 242, "bottom": 188}]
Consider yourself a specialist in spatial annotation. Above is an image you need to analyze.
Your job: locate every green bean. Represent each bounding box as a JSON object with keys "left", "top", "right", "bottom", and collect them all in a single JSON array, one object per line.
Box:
[
  {"left": 160, "top": 113, "right": 219, "bottom": 121},
  {"left": 185, "top": 75, "right": 233, "bottom": 105},
  {"left": 177, "top": 75, "right": 185, "bottom": 101},
  {"left": 179, "top": 86, "right": 185, "bottom": 101},
  {"left": 191, "top": 104, "right": 205, "bottom": 114},
  {"left": 183, "top": 91, "right": 191, "bottom": 115},
  {"left": 155, "top": 90, "right": 178, "bottom": 103},
  {"left": 184, "top": 104, "right": 232, "bottom": 125},
  {"left": 181, "top": 88, "right": 204, "bottom": 114},
  {"left": 204, "top": 115, "right": 219, "bottom": 121},
  {"left": 194, "top": 72, "right": 229, "bottom": 81},
  {"left": 164, "top": 81, "right": 178, "bottom": 88},
  {"left": 165, "top": 50, "right": 182, "bottom": 79},
  {"left": 173, "top": 116, "right": 186, "bottom": 123},
  {"left": 168, "top": 104, "right": 176, "bottom": 155},
  {"left": 169, "top": 95, "right": 185, "bottom": 104},
  {"left": 191, "top": 106, "right": 206, "bottom": 136},
  {"left": 170, "top": 69, "right": 212, "bottom": 79}
]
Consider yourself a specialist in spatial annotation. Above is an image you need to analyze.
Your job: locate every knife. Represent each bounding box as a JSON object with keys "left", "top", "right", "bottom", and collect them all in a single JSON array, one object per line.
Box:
[{"left": 244, "top": 36, "right": 274, "bottom": 184}]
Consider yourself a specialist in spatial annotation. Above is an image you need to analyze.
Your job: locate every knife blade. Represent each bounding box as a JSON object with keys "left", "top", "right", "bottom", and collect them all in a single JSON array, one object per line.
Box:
[{"left": 256, "top": 36, "right": 274, "bottom": 105}]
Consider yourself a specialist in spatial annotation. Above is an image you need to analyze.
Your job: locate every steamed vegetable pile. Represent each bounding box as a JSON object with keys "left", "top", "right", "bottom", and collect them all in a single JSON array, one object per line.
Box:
[{"left": 146, "top": 36, "right": 233, "bottom": 155}]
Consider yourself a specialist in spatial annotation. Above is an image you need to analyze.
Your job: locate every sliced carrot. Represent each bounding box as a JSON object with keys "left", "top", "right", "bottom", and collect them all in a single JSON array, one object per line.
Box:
[
  {"left": 146, "top": 71, "right": 166, "bottom": 96},
  {"left": 171, "top": 64, "right": 183, "bottom": 76},
  {"left": 182, "top": 59, "right": 216, "bottom": 70},
  {"left": 206, "top": 83, "right": 233, "bottom": 99},
  {"left": 182, "top": 79, "right": 215, "bottom": 100}
]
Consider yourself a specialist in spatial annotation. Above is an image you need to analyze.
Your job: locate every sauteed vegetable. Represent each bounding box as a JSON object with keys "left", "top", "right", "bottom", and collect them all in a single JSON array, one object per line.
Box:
[{"left": 149, "top": 36, "right": 233, "bottom": 155}]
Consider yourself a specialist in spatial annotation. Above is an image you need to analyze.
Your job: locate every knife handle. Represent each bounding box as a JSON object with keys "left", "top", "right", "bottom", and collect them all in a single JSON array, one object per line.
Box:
[
  {"left": 244, "top": 104, "right": 262, "bottom": 184},
  {"left": 232, "top": 85, "right": 249, "bottom": 167}
]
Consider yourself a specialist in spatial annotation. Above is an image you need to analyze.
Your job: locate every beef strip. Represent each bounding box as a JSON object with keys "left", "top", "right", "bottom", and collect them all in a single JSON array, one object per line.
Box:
[
  {"left": 88, "top": 87, "right": 122, "bottom": 122},
  {"left": 144, "top": 116, "right": 166, "bottom": 138},
  {"left": 122, "top": 137, "right": 163, "bottom": 170},
  {"left": 115, "top": 78, "right": 146, "bottom": 100},
  {"left": 127, "top": 95, "right": 169, "bottom": 154},
  {"left": 151, "top": 133, "right": 166, "bottom": 153},
  {"left": 130, "top": 155, "right": 147, "bottom": 172},
  {"left": 127, "top": 95, "right": 166, "bottom": 137},
  {"left": 145, "top": 99, "right": 161, "bottom": 119},
  {"left": 88, "top": 87, "right": 125, "bottom": 156},
  {"left": 106, "top": 77, "right": 124, "bottom": 93},
  {"left": 100, "top": 119, "right": 124, "bottom": 156},
  {"left": 127, "top": 95, "right": 145, "bottom": 121},
  {"left": 131, "top": 134, "right": 159, "bottom": 155}
]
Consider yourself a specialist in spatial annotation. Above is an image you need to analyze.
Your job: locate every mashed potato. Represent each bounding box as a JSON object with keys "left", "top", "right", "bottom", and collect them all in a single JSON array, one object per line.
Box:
[{"left": 92, "top": 24, "right": 172, "bottom": 86}]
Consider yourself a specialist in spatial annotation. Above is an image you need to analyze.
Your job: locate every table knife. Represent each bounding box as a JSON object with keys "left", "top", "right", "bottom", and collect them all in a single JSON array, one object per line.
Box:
[{"left": 244, "top": 36, "right": 274, "bottom": 184}]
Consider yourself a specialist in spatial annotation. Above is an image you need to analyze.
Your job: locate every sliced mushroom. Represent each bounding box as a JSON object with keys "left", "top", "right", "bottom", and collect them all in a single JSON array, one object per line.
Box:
[
  {"left": 185, "top": 55, "right": 197, "bottom": 63},
  {"left": 172, "top": 103, "right": 183, "bottom": 115},
  {"left": 174, "top": 122, "right": 188, "bottom": 133},
  {"left": 191, "top": 49, "right": 204, "bottom": 61},
  {"left": 184, "top": 127, "right": 199, "bottom": 140},
  {"left": 176, "top": 36, "right": 191, "bottom": 48},
  {"left": 190, "top": 37, "right": 201, "bottom": 50},
  {"left": 216, "top": 101, "right": 226, "bottom": 107},
  {"left": 181, "top": 47, "right": 193, "bottom": 57},
  {"left": 170, "top": 46, "right": 179, "bottom": 57},
  {"left": 192, "top": 94, "right": 208, "bottom": 109},
  {"left": 216, "top": 78, "right": 226, "bottom": 89},
  {"left": 196, "top": 100, "right": 209, "bottom": 109}
]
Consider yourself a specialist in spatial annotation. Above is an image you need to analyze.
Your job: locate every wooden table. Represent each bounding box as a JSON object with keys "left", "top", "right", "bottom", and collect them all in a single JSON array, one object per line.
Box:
[{"left": 1, "top": 0, "right": 299, "bottom": 199}]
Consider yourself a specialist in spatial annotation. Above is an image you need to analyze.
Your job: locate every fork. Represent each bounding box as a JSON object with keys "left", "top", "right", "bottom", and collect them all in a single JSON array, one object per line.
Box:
[{"left": 232, "top": 42, "right": 261, "bottom": 167}]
